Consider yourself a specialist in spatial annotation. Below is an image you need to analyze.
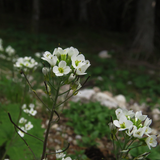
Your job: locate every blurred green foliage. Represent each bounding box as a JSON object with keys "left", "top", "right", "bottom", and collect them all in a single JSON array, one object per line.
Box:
[
  {"left": 0, "top": 103, "right": 45, "bottom": 160},
  {"left": 63, "top": 101, "right": 116, "bottom": 147}
]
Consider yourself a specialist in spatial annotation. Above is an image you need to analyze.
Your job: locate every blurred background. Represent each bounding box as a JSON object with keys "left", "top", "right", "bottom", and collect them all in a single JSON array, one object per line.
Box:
[
  {"left": 1, "top": 0, "right": 160, "bottom": 106},
  {"left": 0, "top": 0, "right": 160, "bottom": 57}
]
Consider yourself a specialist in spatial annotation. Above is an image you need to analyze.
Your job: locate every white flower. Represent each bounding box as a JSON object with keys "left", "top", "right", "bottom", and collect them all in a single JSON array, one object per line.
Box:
[
  {"left": 41, "top": 51, "right": 58, "bottom": 66},
  {"left": 113, "top": 115, "right": 133, "bottom": 131},
  {"left": 29, "top": 103, "right": 35, "bottom": 109},
  {"left": 71, "top": 54, "right": 86, "bottom": 69},
  {"left": 5, "top": 45, "right": 15, "bottom": 56},
  {"left": 62, "top": 157, "right": 72, "bottom": 160},
  {"left": 53, "top": 47, "right": 67, "bottom": 57},
  {"left": 23, "top": 109, "right": 30, "bottom": 114},
  {"left": 115, "top": 108, "right": 124, "bottom": 119},
  {"left": 35, "top": 52, "right": 41, "bottom": 58},
  {"left": 18, "top": 130, "right": 24, "bottom": 137},
  {"left": 53, "top": 61, "right": 71, "bottom": 76},
  {"left": 76, "top": 60, "right": 90, "bottom": 75},
  {"left": 0, "top": 54, "right": 6, "bottom": 59},
  {"left": 145, "top": 135, "right": 157, "bottom": 149},
  {"left": 126, "top": 126, "right": 134, "bottom": 136},
  {"left": 42, "top": 67, "right": 50, "bottom": 76},
  {"left": 18, "top": 127, "right": 26, "bottom": 137},
  {"left": 19, "top": 117, "right": 27, "bottom": 124},
  {"left": 22, "top": 104, "right": 27, "bottom": 109},
  {"left": 122, "top": 109, "right": 135, "bottom": 119},
  {"left": 25, "top": 121, "right": 33, "bottom": 131},
  {"left": 144, "top": 118, "right": 152, "bottom": 127},
  {"left": 14, "top": 56, "right": 38, "bottom": 70},
  {"left": 143, "top": 126, "right": 152, "bottom": 137},
  {"left": 135, "top": 111, "right": 147, "bottom": 121},
  {"left": 29, "top": 108, "right": 37, "bottom": 116},
  {"left": 65, "top": 46, "right": 79, "bottom": 57},
  {"left": 115, "top": 108, "right": 134, "bottom": 120},
  {"left": 133, "top": 126, "right": 145, "bottom": 138},
  {"left": 56, "top": 150, "right": 66, "bottom": 159}
]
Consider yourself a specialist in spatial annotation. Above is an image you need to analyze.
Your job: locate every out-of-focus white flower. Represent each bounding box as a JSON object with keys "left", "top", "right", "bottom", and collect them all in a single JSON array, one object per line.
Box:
[
  {"left": 14, "top": 56, "right": 38, "bottom": 70},
  {"left": 29, "top": 103, "right": 35, "bottom": 109},
  {"left": 0, "top": 54, "right": 6, "bottom": 59},
  {"left": 42, "top": 67, "right": 50, "bottom": 76},
  {"left": 18, "top": 127, "right": 26, "bottom": 137},
  {"left": 5, "top": 45, "right": 15, "bottom": 56},
  {"left": 25, "top": 121, "right": 33, "bottom": 131},
  {"left": 22, "top": 104, "right": 27, "bottom": 109},
  {"left": 29, "top": 108, "right": 37, "bottom": 116},
  {"left": 56, "top": 150, "right": 66, "bottom": 159},
  {"left": 53, "top": 61, "right": 71, "bottom": 76},
  {"left": 0, "top": 38, "right": 4, "bottom": 51},
  {"left": 24, "top": 109, "right": 30, "bottom": 114},
  {"left": 35, "top": 52, "right": 41, "bottom": 58},
  {"left": 145, "top": 135, "right": 157, "bottom": 149},
  {"left": 41, "top": 51, "right": 58, "bottom": 66},
  {"left": 19, "top": 117, "right": 27, "bottom": 124},
  {"left": 113, "top": 115, "right": 133, "bottom": 131}
]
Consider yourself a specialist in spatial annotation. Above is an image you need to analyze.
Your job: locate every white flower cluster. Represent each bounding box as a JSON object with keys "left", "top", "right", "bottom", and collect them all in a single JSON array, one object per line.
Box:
[
  {"left": 22, "top": 103, "right": 37, "bottom": 116},
  {"left": 18, "top": 117, "right": 33, "bottom": 137},
  {"left": 56, "top": 150, "right": 72, "bottom": 160},
  {"left": 113, "top": 108, "right": 157, "bottom": 150},
  {"left": 41, "top": 47, "right": 90, "bottom": 76},
  {"left": 14, "top": 56, "right": 38, "bottom": 71},
  {"left": 5, "top": 45, "right": 15, "bottom": 56},
  {"left": 0, "top": 38, "right": 17, "bottom": 61}
]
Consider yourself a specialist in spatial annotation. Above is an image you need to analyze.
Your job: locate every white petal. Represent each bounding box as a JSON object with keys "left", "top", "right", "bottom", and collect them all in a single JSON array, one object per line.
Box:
[
  {"left": 59, "top": 61, "right": 66, "bottom": 68},
  {"left": 113, "top": 120, "right": 120, "bottom": 128},
  {"left": 53, "top": 66, "right": 59, "bottom": 73}
]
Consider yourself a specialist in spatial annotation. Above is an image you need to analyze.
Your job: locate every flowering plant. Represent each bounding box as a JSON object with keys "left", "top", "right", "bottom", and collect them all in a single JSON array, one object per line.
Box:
[
  {"left": 8, "top": 46, "right": 90, "bottom": 160},
  {"left": 109, "top": 108, "right": 158, "bottom": 160}
]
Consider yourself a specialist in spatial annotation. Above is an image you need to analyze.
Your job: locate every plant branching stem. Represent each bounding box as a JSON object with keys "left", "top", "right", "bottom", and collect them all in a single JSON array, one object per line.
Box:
[
  {"left": 22, "top": 71, "right": 51, "bottom": 112},
  {"left": 41, "top": 83, "right": 60, "bottom": 160}
]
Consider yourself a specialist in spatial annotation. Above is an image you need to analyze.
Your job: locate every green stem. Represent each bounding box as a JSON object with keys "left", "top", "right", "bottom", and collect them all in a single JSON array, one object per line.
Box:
[{"left": 41, "top": 82, "right": 60, "bottom": 160}]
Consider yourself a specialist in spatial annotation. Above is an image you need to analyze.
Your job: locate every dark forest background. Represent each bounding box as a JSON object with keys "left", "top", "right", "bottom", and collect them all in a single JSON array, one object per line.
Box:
[{"left": 0, "top": 0, "right": 160, "bottom": 62}]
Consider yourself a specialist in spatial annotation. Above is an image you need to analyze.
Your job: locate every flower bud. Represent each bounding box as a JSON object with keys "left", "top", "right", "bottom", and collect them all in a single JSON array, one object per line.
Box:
[{"left": 42, "top": 67, "right": 49, "bottom": 76}]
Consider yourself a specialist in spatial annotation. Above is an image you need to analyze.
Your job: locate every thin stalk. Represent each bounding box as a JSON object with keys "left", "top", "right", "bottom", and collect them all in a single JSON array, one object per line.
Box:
[
  {"left": 58, "top": 88, "right": 72, "bottom": 96},
  {"left": 22, "top": 71, "right": 51, "bottom": 111},
  {"left": 115, "top": 135, "right": 122, "bottom": 150},
  {"left": 41, "top": 83, "right": 60, "bottom": 160}
]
